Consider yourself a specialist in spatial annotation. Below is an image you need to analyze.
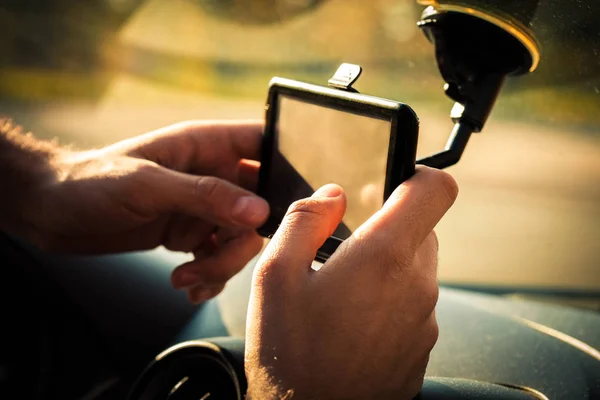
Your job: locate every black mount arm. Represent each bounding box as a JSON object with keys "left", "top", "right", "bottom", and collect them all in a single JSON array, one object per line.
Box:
[{"left": 417, "top": 122, "right": 474, "bottom": 169}]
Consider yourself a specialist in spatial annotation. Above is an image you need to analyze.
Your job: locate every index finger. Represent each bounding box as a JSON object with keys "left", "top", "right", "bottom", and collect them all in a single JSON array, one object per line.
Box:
[
  {"left": 118, "top": 120, "right": 264, "bottom": 170},
  {"left": 194, "top": 120, "right": 264, "bottom": 161},
  {"left": 352, "top": 166, "right": 458, "bottom": 255}
]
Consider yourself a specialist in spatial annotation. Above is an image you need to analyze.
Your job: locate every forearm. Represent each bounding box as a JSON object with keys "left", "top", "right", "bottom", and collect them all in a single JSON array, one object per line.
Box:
[{"left": 0, "top": 119, "right": 62, "bottom": 235}]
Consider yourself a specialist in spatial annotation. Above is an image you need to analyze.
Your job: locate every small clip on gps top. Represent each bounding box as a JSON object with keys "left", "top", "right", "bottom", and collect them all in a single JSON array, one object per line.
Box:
[{"left": 328, "top": 63, "right": 362, "bottom": 93}]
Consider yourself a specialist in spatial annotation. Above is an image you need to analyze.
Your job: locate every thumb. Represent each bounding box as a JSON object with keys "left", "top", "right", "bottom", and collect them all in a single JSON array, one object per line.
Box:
[
  {"left": 258, "top": 184, "right": 346, "bottom": 280},
  {"left": 150, "top": 166, "right": 270, "bottom": 228}
]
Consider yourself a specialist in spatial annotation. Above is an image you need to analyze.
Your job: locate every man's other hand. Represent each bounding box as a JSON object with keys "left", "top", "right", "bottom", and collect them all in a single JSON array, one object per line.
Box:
[{"left": 20, "top": 121, "right": 269, "bottom": 303}]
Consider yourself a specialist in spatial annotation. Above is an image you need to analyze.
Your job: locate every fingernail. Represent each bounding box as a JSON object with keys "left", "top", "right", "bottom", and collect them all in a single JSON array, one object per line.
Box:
[
  {"left": 173, "top": 270, "right": 199, "bottom": 289},
  {"left": 232, "top": 196, "right": 270, "bottom": 225},
  {"left": 312, "top": 184, "right": 343, "bottom": 199}
]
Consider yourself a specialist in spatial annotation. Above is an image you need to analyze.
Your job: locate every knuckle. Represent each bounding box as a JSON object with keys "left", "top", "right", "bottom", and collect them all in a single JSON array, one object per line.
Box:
[
  {"left": 424, "top": 316, "right": 440, "bottom": 351},
  {"left": 253, "top": 254, "right": 289, "bottom": 290},
  {"left": 194, "top": 176, "right": 223, "bottom": 200},
  {"left": 385, "top": 249, "right": 416, "bottom": 281},
  {"left": 166, "top": 120, "right": 202, "bottom": 140},
  {"left": 352, "top": 229, "right": 416, "bottom": 279},
  {"left": 427, "top": 230, "right": 439, "bottom": 253},
  {"left": 121, "top": 161, "right": 161, "bottom": 201},
  {"left": 284, "top": 198, "right": 330, "bottom": 231},
  {"left": 176, "top": 120, "right": 196, "bottom": 132},
  {"left": 287, "top": 197, "right": 329, "bottom": 218},
  {"left": 381, "top": 230, "right": 417, "bottom": 263},
  {"left": 425, "top": 283, "right": 440, "bottom": 315},
  {"left": 254, "top": 257, "right": 281, "bottom": 282},
  {"left": 416, "top": 283, "right": 440, "bottom": 324},
  {"left": 130, "top": 160, "right": 161, "bottom": 180}
]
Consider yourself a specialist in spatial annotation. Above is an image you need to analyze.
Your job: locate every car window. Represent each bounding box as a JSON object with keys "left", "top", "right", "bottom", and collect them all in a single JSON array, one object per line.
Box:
[{"left": 1, "top": 0, "right": 598, "bottom": 293}]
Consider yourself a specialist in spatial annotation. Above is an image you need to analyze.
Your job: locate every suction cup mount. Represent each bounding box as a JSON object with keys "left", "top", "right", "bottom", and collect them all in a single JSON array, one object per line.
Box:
[{"left": 415, "top": 2, "right": 541, "bottom": 169}]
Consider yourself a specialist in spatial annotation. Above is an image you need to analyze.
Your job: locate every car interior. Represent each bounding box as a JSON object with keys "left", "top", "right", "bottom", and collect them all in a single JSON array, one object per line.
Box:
[{"left": 0, "top": 1, "right": 598, "bottom": 399}]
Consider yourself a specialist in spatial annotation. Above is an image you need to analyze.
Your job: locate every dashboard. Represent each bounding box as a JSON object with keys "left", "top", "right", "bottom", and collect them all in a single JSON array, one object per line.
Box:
[{"left": 1, "top": 235, "right": 599, "bottom": 399}]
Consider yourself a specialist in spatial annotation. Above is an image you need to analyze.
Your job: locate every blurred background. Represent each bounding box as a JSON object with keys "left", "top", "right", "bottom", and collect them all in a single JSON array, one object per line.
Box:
[{"left": 0, "top": 0, "right": 598, "bottom": 304}]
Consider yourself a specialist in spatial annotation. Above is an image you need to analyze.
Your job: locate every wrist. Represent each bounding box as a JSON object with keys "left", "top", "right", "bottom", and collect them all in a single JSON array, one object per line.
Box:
[{"left": 0, "top": 120, "right": 66, "bottom": 237}]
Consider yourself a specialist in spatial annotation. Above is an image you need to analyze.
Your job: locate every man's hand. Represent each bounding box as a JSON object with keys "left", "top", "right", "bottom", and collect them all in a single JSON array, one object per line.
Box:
[
  {"left": 10, "top": 121, "right": 269, "bottom": 303},
  {"left": 245, "top": 166, "right": 458, "bottom": 400}
]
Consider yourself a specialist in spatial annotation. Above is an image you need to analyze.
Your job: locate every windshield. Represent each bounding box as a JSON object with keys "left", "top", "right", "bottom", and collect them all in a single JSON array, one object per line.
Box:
[{"left": 1, "top": 0, "right": 598, "bottom": 294}]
